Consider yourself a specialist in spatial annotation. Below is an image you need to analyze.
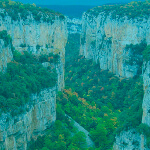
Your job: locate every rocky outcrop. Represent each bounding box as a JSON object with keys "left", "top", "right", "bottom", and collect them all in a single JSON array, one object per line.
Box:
[
  {"left": 0, "top": 13, "right": 67, "bottom": 56},
  {"left": 0, "top": 39, "right": 13, "bottom": 72},
  {"left": 0, "top": 87, "right": 56, "bottom": 150},
  {"left": 80, "top": 12, "right": 150, "bottom": 78},
  {"left": 67, "top": 17, "right": 82, "bottom": 34},
  {"left": 113, "top": 129, "right": 143, "bottom": 150}
]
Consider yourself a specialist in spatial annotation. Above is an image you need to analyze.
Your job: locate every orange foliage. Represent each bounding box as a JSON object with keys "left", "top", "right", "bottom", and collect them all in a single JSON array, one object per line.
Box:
[
  {"left": 102, "top": 96, "right": 108, "bottom": 100},
  {"left": 100, "top": 87, "right": 104, "bottom": 91},
  {"left": 104, "top": 113, "right": 108, "bottom": 117},
  {"left": 74, "top": 92, "right": 78, "bottom": 97},
  {"left": 81, "top": 82, "right": 84, "bottom": 87},
  {"left": 48, "top": 56, "right": 53, "bottom": 61}
]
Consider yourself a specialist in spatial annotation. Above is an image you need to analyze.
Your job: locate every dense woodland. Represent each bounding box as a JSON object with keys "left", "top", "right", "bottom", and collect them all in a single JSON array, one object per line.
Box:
[{"left": 59, "top": 34, "right": 144, "bottom": 149}]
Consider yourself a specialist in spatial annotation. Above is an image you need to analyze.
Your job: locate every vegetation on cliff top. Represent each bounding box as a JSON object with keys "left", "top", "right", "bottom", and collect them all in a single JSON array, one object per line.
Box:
[
  {"left": 87, "top": 1, "right": 150, "bottom": 19},
  {"left": 0, "top": 0, "right": 65, "bottom": 22}
]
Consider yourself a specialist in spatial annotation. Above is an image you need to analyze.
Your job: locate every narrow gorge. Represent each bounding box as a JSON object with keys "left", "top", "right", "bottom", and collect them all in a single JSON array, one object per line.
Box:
[{"left": 0, "top": 0, "right": 150, "bottom": 150}]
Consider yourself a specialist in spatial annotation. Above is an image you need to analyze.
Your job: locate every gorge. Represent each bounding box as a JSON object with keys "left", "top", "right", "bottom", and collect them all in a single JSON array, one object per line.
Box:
[{"left": 0, "top": 0, "right": 150, "bottom": 150}]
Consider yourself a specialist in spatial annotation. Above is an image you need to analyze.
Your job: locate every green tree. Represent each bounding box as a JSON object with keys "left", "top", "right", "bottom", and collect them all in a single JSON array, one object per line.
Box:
[
  {"left": 71, "top": 131, "right": 86, "bottom": 148},
  {"left": 90, "top": 124, "right": 108, "bottom": 148},
  {"left": 143, "top": 45, "right": 150, "bottom": 61}
]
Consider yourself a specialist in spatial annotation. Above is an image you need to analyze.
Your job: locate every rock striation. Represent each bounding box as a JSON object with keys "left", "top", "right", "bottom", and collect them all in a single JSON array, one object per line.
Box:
[
  {"left": 0, "top": 87, "right": 56, "bottom": 150},
  {"left": 80, "top": 12, "right": 150, "bottom": 78},
  {"left": 0, "top": 10, "right": 67, "bottom": 90}
]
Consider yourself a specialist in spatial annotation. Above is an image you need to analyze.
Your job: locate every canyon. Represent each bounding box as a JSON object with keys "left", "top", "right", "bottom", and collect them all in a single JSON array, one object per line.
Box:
[{"left": 0, "top": 1, "right": 150, "bottom": 150}]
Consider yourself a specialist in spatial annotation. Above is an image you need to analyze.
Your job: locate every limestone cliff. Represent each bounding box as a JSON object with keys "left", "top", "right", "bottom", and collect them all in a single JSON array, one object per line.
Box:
[
  {"left": 0, "top": 7, "right": 67, "bottom": 90},
  {"left": 0, "top": 39, "right": 13, "bottom": 72},
  {"left": 80, "top": 10, "right": 150, "bottom": 78},
  {"left": 113, "top": 129, "right": 143, "bottom": 150},
  {"left": 80, "top": 2, "right": 150, "bottom": 150},
  {"left": 0, "top": 87, "right": 56, "bottom": 150},
  {"left": 0, "top": 2, "right": 68, "bottom": 149}
]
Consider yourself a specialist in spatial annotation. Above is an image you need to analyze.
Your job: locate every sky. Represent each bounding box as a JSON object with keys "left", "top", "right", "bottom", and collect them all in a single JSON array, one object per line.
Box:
[{"left": 14, "top": 0, "right": 145, "bottom": 5}]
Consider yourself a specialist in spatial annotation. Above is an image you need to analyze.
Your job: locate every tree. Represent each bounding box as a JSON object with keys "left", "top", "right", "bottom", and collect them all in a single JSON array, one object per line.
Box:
[
  {"left": 71, "top": 132, "right": 86, "bottom": 148},
  {"left": 143, "top": 45, "right": 150, "bottom": 62},
  {"left": 90, "top": 124, "right": 108, "bottom": 148}
]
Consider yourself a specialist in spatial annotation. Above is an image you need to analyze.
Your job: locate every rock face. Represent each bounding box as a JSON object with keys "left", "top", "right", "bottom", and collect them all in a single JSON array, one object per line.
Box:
[
  {"left": 113, "top": 129, "right": 143, "bottom": 150},
  {"left": 0, "top": 9, "right": 68, "bottom": 149},
  {"left": 0, "top": 14, "right": 67, "bottom": 56},
  {"left": 0, "top": 13, "right": 67, "bottom": 90},
  {"left": 140, "top": 61, "right": 150, "bottom": 150},
  {"left": 80, "top": 6, "right": 150, "bottom": 150},
  {"left": 80, "top": 12, "right": 150, "bottom": 78},
  {"left": 0, "top": 39, "right": 13, "bottom": 72},
  {"left": 0, "top": 87, "right": 56, "bottom": 150}
]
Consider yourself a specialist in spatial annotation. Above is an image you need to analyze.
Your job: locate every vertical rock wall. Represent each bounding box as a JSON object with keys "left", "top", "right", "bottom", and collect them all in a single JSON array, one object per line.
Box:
[
  {"left": 0, "top": 87, "right": 56, "bottom": 150},
  {"left": 80, "top": 13, "right": 150, "bottom": 78}
]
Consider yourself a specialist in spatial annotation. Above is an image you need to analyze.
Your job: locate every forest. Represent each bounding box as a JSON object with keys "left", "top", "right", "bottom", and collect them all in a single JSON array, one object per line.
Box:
[{"left": 28, "top": 33, "right": 150, "bottom": 149}]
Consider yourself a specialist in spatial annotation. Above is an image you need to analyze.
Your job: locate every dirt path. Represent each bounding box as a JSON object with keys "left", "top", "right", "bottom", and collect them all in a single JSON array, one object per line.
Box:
[{"left": 66, "top": 115, "right": 95, "bottom": 148}]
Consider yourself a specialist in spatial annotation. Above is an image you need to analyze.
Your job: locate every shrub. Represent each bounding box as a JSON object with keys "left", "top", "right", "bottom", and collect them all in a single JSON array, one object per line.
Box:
[
  {"left": 143, "top": 45, "right": 150, "bottom": 62},
  {"left": 0, "top": 30, "right": 12, "bottom": 47},
  {"left": 20, "top": 43, "right": 26, "bottom": 47}
]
